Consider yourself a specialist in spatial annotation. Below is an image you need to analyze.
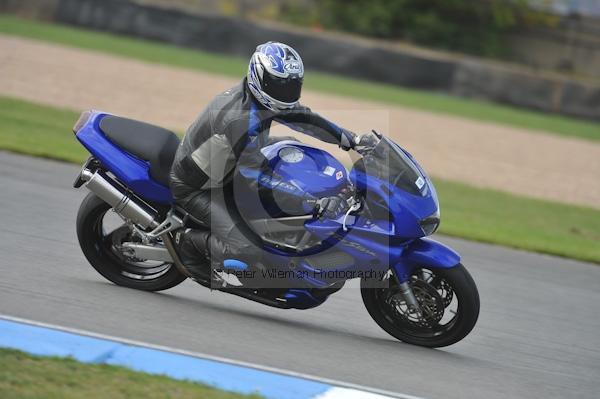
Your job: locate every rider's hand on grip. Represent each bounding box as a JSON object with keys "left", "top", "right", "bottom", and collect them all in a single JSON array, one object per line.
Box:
[
  {"left": 312, "top": 195, "right": 349, "bottom": 220},
  {"left": 355, "top": 130, "right": 380, "bottom": 155}
]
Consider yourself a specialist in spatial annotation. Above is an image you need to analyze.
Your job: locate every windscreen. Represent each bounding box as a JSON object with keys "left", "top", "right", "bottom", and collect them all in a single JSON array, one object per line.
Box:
[{"left": 358, "top": 136, "right": 425, "bottom": 196}]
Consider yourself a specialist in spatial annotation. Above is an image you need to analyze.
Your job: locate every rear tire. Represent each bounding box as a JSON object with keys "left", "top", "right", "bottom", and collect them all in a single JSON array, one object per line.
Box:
[
  {"left": 361, "top": 264, "right": 479, "bottom": 347},
  {"left": 76, "top": 192, "right": 186, "bottom": 291}
]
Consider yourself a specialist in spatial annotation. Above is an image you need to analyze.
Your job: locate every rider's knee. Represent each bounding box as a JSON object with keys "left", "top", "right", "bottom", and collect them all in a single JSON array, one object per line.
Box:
[
  {"left": 230, "top": 243, "right": 262, "bottom": 261},
  {"left": 208, "top": 235, "right": 261, "bottom": 263}
]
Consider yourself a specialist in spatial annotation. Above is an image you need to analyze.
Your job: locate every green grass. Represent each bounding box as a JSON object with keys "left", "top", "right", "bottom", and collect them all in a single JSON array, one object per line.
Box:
[
  {"left": 434, "top": 179, "right": 600, "bottom": 263},
  {"left": 0, "top": 348, "right": 263, "bottom": 399},
  {"left": 1, "top": 15, "right": 598, "bottom": 141},
  {"left": 0, "top": 96, "right": 598, "bottom": 263},
  {"left": 0, "top": 97, "right": 89, "bottom": 162}
]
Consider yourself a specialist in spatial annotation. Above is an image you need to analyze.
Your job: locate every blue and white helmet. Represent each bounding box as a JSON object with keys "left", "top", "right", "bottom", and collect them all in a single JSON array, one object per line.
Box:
[{"left": 247, "top": 42, "right": 304, "bottom": 111}]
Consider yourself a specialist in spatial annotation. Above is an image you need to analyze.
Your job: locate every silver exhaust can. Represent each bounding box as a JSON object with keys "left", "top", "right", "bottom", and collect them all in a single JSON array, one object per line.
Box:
[{"left": 80, "top": 169, "right": 158, "bottom": 229}]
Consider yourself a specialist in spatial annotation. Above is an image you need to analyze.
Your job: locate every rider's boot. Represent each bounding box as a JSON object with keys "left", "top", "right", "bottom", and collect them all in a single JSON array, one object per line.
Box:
[
  {"left": 174, "top": 228, "right": 212, "bottom": 280},
  {"left": 175, "top": 229, "right": 260, "bottom": 287}
]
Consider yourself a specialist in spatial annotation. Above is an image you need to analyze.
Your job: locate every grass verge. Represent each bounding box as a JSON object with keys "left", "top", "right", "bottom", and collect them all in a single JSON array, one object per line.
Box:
[
  {"left": 0, "top": 15, "right": 598, "bottom": 141},
  {"left": 435, "top": 179, "right": 599, "bottom": 263},
  {"left": 0, "top": 97, "right": 89, "bottom": 162},
  {"left": 0, "top": 96, "right": 598, "bottom": 263},
  {"left": 0, "top": 348, "right": 262, "bottom": 399}
]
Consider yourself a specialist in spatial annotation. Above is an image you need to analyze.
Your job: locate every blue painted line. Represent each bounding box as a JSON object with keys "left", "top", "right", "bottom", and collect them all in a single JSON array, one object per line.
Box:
[{"left": 0, "top": 319, "right": 330, "bottom": 399}]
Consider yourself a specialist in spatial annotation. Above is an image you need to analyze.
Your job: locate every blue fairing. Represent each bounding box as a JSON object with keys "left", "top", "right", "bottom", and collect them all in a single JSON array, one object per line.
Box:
[
  {"left": 256, "top": 139, "right": 457, "bottom": 282},
  {"left": 283, "top": 290, "right": 326, "bottom": 309},
  {"left": 403, "top": 238, "right": 460, "bottom": 268},
  {"left": 350, "top": 170, "right": 438, "bottom": 238},
  {"left": 392, "top": 238, "right": 460, "bottom": 282},
  {"left": 75, "top": 112, "right": 173, "bottom": 204},
  {"left": 304, "top": 218, "right": 403, "bottom": 267}
]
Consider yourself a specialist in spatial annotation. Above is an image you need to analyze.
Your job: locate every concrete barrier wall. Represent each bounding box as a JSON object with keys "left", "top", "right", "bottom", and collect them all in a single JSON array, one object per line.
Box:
[
  {"left": 2, "top": 0, "right": 599, "bottom": 120},
  {"left": 506, "top": 16, "right": 600, "bottom": 80}
]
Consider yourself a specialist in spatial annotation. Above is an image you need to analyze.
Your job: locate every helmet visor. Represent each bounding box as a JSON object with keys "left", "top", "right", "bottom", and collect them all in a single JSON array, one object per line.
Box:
[{"left": 262, "top": 74, "right": 303, "bottom": 104}]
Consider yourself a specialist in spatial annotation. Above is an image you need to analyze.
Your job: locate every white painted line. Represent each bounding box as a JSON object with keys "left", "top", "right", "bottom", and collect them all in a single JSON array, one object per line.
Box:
[
  {"left": 0, "top": 313, "right": 425, "bottom": 399},
  {"left": 315, "top": 387, "right": 422, "bottom": 399}
]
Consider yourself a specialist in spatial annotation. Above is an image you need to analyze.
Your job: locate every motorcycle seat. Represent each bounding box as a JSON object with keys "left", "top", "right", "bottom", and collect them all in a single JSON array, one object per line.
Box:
[{"left": 99, "top": 115, "right": 181, "bottom": 186}]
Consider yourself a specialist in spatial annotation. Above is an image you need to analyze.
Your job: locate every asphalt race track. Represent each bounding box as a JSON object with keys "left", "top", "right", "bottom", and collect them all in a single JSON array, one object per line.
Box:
[{"left": 1, "top": 151, "right": 599, "bottom": 399}]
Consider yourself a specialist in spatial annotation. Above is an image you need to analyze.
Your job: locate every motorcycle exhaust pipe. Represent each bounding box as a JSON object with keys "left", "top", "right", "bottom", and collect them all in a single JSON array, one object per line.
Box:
[{"left": 80, "top": 169, "right": 158, "bottom": 229}]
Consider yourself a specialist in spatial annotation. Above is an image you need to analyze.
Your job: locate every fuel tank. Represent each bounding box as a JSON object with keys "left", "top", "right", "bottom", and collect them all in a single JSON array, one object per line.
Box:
[{"left": 262, "top": 140, "right": 348, "bottom": 198}]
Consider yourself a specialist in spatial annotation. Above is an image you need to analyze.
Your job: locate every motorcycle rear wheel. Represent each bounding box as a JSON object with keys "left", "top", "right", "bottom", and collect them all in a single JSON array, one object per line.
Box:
[
  {"left": 76, "top": 192, "right": 186, "bottom": 291},
  {"left": 361, "top": 264, "right": 479, "bottom": 347}
]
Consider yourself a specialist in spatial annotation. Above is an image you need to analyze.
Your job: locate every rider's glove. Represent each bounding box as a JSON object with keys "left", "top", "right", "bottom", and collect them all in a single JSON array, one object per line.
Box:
[
  {"left": 339, "top": 129, "right": 358, "bottom": 151},
  {"left": 354, "top": 131, "right": 380, "bottom": 155},
  {"left": 311, "top": 194, "right": 350, "bottom": 220}
]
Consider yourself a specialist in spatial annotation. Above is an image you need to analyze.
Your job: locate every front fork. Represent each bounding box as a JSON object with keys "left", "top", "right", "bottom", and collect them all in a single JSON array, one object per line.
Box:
[
  {"left": 388, "top": 237, "right": 462, "bottom": 315},
  {"left": 380, "top": 266, "right": 422, "bottom": 315},
  {"left": 391, "top": 267, "right": 423, "bottom": 317},
  {"left": 398, "top": 281, "right": 420, "bottom": 306}
]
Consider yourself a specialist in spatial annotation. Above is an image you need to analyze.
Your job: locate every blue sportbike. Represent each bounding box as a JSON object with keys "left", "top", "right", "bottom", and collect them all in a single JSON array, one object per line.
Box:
[{"left": 73, "top": 111, "right": 479, "bottom": 347}]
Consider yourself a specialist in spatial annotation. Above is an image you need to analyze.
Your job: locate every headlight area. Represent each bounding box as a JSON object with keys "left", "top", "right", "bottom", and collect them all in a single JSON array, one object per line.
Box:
[{"left": 419, "top": 209, "right": 440, "bottom": 236}]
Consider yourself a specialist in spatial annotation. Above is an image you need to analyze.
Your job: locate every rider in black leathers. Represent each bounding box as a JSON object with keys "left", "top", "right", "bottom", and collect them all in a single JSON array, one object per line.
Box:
[{"left": 169, "top": 42, "right": 376, "bottom": 279}]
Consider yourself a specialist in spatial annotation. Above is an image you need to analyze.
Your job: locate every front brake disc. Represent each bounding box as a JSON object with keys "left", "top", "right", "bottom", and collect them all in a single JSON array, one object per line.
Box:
[{"left": 388, "top": 280, "right": 444, "bottom": 328}]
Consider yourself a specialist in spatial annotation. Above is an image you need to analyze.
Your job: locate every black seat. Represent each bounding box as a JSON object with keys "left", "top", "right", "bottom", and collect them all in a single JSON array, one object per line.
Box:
[{"left": 99, "top": 116, "right": 180, "bottom": 186}]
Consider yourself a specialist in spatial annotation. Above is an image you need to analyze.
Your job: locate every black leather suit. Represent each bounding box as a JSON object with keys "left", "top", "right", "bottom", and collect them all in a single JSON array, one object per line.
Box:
[{"left": 169, "top": 79, "right": 354, "bottom": 272}]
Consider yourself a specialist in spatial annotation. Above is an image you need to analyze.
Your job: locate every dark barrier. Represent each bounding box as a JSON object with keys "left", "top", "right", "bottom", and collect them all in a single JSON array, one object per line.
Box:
[
  {"left": 53, "top": 0, "right": 456, "bottom": 90},
  {"left": 2, "top": 0, "right": 599, "bottom": 120}
]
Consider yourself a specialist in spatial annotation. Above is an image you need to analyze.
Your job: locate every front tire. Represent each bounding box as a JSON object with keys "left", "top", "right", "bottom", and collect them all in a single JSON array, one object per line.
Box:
[
  {"left": 76, "top": 192, "right": 186, "bottom": 291},
  {"left": 361, "top": 264, "right": 479, "bottom": 347}
]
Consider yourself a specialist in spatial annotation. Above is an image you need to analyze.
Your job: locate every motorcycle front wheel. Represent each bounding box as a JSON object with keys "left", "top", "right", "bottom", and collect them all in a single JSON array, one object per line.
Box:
[{"left": 361, "top": 264, "right": 479, "bottom": 347}]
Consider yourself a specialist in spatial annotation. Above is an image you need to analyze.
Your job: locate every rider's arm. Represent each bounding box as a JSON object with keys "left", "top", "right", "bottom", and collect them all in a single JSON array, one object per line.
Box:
[
  {"left": 274, "top": 105, "right": 356, "bottom": 151},
  {"left": 178, "top": 109, "right": 239, "bottom": 190}
]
